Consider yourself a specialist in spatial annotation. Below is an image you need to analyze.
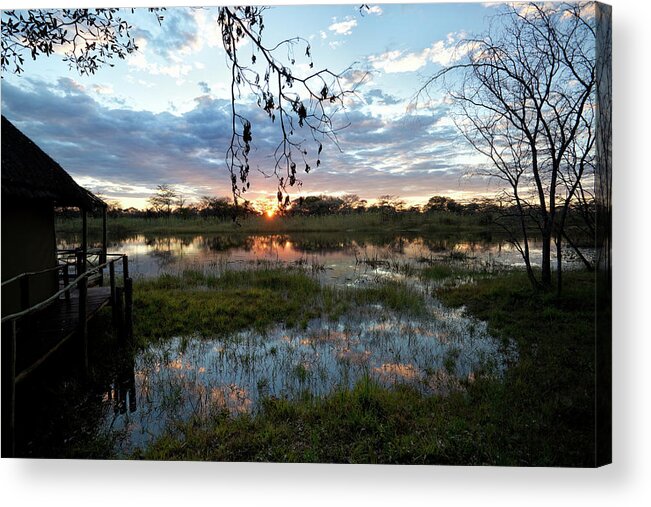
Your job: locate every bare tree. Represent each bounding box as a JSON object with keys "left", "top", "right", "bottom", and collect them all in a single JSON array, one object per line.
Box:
[
  {"left": 148, "top": 184, "right": 177, "bottom": 217},
  {"left": 417, "top": 2, "right": 596, "bottom": 290}
]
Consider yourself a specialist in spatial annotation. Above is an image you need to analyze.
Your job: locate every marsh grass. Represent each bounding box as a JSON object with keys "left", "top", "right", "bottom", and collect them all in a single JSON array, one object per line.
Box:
[
  {"left": 137, "top": 269, "right": 598, "bottom": 466},
  {"left": 133, "top": 266, "right": 428, "bottom": 345},
  {"left": 56, "top": 212, "right": 488, "bottom": 237},
  {"left": 16, "top": 258, "right": 597, "bottom": 466}
]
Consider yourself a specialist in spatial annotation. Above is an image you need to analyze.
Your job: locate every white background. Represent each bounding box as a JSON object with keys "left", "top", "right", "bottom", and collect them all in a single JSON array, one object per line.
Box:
[{"left": 1, "top": 0, "right": 650, "bottom": 505}]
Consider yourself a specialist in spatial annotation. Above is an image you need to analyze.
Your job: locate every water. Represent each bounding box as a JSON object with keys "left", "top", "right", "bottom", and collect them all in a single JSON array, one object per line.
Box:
[
  {"left": 55, "top": 231, "right": 583, "bottom": 455},
  {"left": 58, "top": 231, "right": 594, "bottom": 282},
  {"left": 103, "top": 301, "right": 515, "bottom": 455}
]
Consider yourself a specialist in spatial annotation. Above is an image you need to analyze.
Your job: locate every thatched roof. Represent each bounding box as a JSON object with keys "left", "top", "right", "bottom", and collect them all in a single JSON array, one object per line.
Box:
[{"left": 1, "top": 115, "right": 106, "bottom": 210}]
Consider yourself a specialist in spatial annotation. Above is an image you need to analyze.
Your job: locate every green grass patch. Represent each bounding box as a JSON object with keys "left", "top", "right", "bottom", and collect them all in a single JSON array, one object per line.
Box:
[
  {"left": 133, "top": 267, "right": 427, "bottom": 346},
  {"left": 137, "top": 378, "right": 490, "bottom": 464},
  {"left": 56, "top": 212, "right": 489, "bottom": 237},
  {"left": 137, "top": 269, "right": 599, "bottom": 466},
  {"left": 421, "top": 263, "right": 460, "bottom": 281}
]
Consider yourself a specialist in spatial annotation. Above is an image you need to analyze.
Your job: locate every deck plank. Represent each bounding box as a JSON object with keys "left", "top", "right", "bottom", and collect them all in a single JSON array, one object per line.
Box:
[{"left": 14, "top": 287, "right": 113, "bottom": 375}]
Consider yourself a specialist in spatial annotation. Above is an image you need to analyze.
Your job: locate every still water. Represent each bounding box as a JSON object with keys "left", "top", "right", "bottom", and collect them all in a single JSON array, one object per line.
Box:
[
  {"left": 59, "top": 231, "right": 593, "bottom": 282},
  {"left": 56, "top": 232, "right": 585, "bottom": 455},
  {"left": 103, "top": 302, "right": 515, "bottom": 454}
]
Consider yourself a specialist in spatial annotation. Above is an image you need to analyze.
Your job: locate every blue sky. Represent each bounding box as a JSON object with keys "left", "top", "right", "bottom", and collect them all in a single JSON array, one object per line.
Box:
[{"left": 1, "top": 2, "right": 501, "bottom": 210}]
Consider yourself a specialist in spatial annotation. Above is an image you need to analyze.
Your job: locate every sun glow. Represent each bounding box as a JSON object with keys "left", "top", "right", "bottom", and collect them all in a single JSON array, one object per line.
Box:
[{"left": 265, "top": 208, "right": 275, "bottom": 219}]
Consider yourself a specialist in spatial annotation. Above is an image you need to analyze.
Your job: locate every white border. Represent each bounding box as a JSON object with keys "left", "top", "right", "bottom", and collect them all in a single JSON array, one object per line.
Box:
[{"left": 1, "top": 0, "right": 650, "bottom": 505}]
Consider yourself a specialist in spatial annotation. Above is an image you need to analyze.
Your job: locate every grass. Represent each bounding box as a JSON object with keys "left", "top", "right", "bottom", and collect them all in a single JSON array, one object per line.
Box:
[
  {"left": 138, "top": 379, "right": 497, "bottom": 464},
  {"left": 56, "top": 212, "right": 489, "bottom": 237},
  {"left": 434, "top": 269, "right": 599, "bottom": 465},
  {"left": 132, "top": 267, "right": 427, "bottom": 345},
  {"left": 136, "top": 269, "right": 599, "bottom": 466},
  {"left": 16, "top": 262, "right": 599, "bottom": 465}
]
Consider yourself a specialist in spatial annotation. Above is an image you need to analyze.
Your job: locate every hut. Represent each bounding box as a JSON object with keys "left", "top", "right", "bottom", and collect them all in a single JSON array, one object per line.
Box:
[{"left": 1, "top": 115, "right": 108, "bottom": 315}]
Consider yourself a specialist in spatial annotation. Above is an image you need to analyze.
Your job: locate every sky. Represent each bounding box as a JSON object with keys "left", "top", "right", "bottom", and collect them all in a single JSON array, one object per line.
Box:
[{"left": 1, "top": 1, "right": 504, "bottom": 210}]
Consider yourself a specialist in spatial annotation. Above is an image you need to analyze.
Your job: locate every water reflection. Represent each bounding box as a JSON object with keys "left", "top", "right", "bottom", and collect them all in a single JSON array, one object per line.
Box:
[
  {"left": 104, "top": 300, "right": 515, "bottom": 455},
  {"left": 58, "top": 232, "right": 595, "bottom": 281},
  {"left": 50, "top": 230, "right": 591, "bottom": 455}
]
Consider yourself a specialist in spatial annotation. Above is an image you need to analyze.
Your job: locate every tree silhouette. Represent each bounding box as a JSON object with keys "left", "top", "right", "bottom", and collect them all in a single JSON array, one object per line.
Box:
[
  {"left": 417, "top": 2, "right": 597, "bottom": 290},
  {"left": 1, "top": 7, "right": 361, "bottom": 206},
  {"left": 148, "top": 184, "right": 177, "bottom": 217}
]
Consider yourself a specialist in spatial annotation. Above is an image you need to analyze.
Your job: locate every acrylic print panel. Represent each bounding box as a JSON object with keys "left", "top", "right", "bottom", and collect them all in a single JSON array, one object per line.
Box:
[{"left": 1, "top": 1, "right": 611, "bottom": 466}]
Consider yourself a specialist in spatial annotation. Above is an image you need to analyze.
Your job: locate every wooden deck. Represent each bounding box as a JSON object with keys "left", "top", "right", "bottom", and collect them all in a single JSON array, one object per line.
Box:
[
  {"left": 2, "top": 254, "right": 133, "bottom": 457},
  {"left": 14, "top": 286, "right": 112, "bottom": 380}
]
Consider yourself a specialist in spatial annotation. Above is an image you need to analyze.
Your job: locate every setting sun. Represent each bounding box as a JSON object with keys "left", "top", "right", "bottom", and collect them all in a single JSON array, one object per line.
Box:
[{"left": 265, "top": 208, "right": 275, "bottom": 219}]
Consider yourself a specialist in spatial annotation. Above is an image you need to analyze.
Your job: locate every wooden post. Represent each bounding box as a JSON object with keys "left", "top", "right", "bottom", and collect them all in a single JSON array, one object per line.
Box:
[
  {"left": 75, "top": 251, "right": 83, "bottom": 279},
  {"left": 78, "top": 276, "right": 88, "bottom": 374},
  {"left": 122, "top": 255, "right": 129, "bottom": 281},
  {"left": 20, "top": 276, "right": 30, "bottom": 310},
  {"left": 101, "top": 206, "right": 108, "bottom": 264},
  {"left": 81, "top": 209, "right": 88, "bottom": 274},
  {"left": 109, "top": 261, "right": 117, "bottom": 322},
  {"left": 115, "top": 286, "right": 125, "bottom": 343},
  {"left": 1, "top": 320, "right": 17, "bottom": 457},
  {"left": 63, "top": 265, "right": 71, "bottom": 303},
  {"left": 124, "top": 277, "right": 133, "bottom": 343}
]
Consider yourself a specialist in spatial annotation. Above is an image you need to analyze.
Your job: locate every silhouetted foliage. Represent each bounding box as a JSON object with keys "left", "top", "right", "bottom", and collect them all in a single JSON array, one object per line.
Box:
[
  {"left": 1, "top": 8, "right": 162, "bottom": 75},
  {"left": 286, "top": 195, "right": 345, "bottom": 216},
  {"left": 417, "top": 2, "right": 596, "bottom": 291},
  {"left": 217, "top": 6, "right": 363, "bottom": 206},
  {"left": 425, "top": 196, "right": 463, "bottom": 214},
  {"left": 148, "top": 184, "right": 177, "bottom": 217},
  {"left": 2, "top": 7, "right": 363, "bottom": 207}
]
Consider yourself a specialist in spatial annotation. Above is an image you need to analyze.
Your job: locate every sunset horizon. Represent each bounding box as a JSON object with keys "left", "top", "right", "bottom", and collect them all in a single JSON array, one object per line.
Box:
[{"left": 1, "top": 2, "right": 507, "bottom": 211}]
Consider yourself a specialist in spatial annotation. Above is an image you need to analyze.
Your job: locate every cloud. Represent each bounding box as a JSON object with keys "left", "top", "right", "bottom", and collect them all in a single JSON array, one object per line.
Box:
[
  {"left": 364, "top": 89, "right": 401, "bottom": 106},
  {"left": 1, "top": 76, "right": 495, "bottom": 206},
  {"left": 328, "top": 18, "right": 357, "bottom": 36},
  {"left": 369, "top": 50, "right": 427, "bottom": 73},
  {"left": 368, "top": 33, "right": 471, "bottom": 74},
  {"left": 198, "top": 81, "right": 211, "bottom": 94},
  {"left": 91, "top": 84, "right": 114, "bottom": 95},
  {"left": 128, "top": 37, "right": 193, "bottom": 80},
  {"left": 365, "top": 6, "right": 383, "bottom": 16}
]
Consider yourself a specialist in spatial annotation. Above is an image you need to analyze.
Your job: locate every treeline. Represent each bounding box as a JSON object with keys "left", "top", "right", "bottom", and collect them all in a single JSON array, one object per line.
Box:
[{"left": 55, "top": 191, "right": 594, "bottom": 228}]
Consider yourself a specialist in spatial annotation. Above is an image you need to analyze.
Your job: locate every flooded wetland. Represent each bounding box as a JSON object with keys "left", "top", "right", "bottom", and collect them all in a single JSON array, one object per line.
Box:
[{"left": 15, "top": 229, "right": 594, "bottom": 463}]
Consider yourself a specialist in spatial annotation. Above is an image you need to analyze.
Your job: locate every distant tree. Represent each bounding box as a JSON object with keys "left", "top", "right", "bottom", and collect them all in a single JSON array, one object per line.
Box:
[
  {"left": 418, "top": 2, "right": 596, "bottom": 290},
  {"left": 425, "top": 195, "right": 462, "bottom": 213},
  {"left": 173, "top": 192, "right": 193, "bottom": 218},
  {"left": 148, "top": 184, "right": 177, "bottom": 217},
  {"left": 198, "top": 196, "right": 234, "bottom": 219},
  {"left": 288, "top": 194, "right": 344, "bottom": 216},
  {"left": 375, "top": 195, "right": 405, "bottom": 217},
  {"left": 339, "top": 194, "right": 364, "bottom": 214},
  {"left": 2, "top": 7, "right": 363, "bottom": 206}
]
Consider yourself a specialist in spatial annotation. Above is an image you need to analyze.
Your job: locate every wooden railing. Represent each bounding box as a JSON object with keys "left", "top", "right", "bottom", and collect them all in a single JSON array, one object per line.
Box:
[
  {"left": 1, "top": 254, "right": 133, "bottom": 457},
  {"left": 1, "top": 254, "right": 128, "bottom": 323}
]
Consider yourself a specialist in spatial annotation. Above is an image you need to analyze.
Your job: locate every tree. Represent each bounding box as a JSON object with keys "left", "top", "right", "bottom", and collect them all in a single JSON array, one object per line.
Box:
[
  {"left": 375, "top": 195, "right": 405, "bottom": 216},
  {"left": 339, "top": 194, "right": 365, "bottom": 214},
  {"left": 148, "top": 184, "right": 177, "bottom": 217},
  {"left": 418, "top": 2, "right": 596, "bottom": 290},
  {"left": 1, "top": 9, "right": 160, "bottom": 75},
  {"left": 2, "top": 7, "right": 361, "bottom": 206},
  {"left": 287, "top": 194, "right": 344, "bottom": 216},
  {"left": 425, "top": 195, "right": 462, "bottom": 213}
]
